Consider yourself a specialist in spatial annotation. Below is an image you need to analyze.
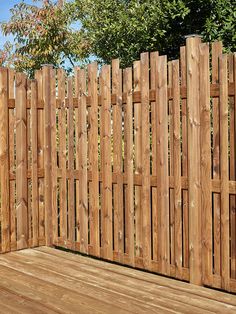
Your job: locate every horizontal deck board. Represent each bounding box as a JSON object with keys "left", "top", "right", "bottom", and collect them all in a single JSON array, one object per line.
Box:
[{"left": 0, "top": 247, "right": 235, "bottom": 313}]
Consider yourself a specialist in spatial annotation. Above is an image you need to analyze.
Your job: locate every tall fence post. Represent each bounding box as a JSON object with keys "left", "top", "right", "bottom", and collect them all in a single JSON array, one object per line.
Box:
[
  {"left": 186, "top": 35, "right": 202, "bottom": 285},
  {"left": 16, "top": 72, "right": 28, "bottom": 250},
  {"left": 0, "top": 68, "right": 10, "bottom": 253},
  {"left": 43, "top": 65, "right": 53, "bottom": 246}
]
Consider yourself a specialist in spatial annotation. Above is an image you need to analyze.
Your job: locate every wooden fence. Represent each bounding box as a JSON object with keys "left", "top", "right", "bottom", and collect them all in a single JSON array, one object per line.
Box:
[{"left": 0, "top": 36, "right": 236, "bottom": 293}]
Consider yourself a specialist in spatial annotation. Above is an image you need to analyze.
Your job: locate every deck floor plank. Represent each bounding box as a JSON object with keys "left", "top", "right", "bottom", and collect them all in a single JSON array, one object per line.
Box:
[{"left": 0, "top": 247, "right": 235, "bottom": 313}]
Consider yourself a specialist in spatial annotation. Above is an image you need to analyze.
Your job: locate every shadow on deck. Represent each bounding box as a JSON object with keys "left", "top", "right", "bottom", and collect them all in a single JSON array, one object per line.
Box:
[{"left": 0, "top": 247, "right": 235, "bottom": 313}]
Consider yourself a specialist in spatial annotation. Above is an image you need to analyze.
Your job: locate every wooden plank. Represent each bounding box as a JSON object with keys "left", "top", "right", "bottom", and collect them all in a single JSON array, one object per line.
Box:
[
  {"left": 156, "top": 56, "right": 170, "bottom": 275},
  {"left": 112, "top": 59, "right": 124, "bottom": 260},
  {"left": 67, "top": 77, "right": 75, "bottom": 244},
  {"left": 31, "top": 80, "right": 39, "bottom": 247},
  {"left": 199, "top": 43, "right": 212, "bottom": 286},
  {"left": 180, "top": 46, "right": 189, "bottom": 269},
  {"left": 228, "top": 54, "right": 236, "bottom": 279},
  {"left": 133, "top": 60, "right": 142, "bottom": 258},
  {"left": 219, "top": 54, "right": 230, "bottom": 291},
  {"left": 78, "top": 69, "right": 88, "bottom": 254},
  {"left": 74, "top": 67, "right": 80, "bottom": 243},
  {"left": 172, "top": 60, "right": 182, "bottom": 279},
  {"left": 42, "top": 65, "right": 53, "bottom": 246},
  {"left": 212, "top": 41, "right": 222, "bottom": 277},
  {"left": 100, "top": 65, "right": 113, "bottom": 260},
  {"left": 88, "top": 62, "right": 99, "bottom": 257},
  {"left": 123, "top": 68, "right": 134, "bottom": 266},
  {"left": 15, "top": 72, "right": 28, "bottom": 250},
  {"left": 186, "top": 36, "right": 202, "bottom": 285},
  {"left": 8, "top": 69, "right": 16, "bottom": 250},
  {"left": 35, "top": 70, "right": 45, "bottom": 244},
  {"left": 168, "top": 61, "right": 175, "bottom": 267},
  {"left": 0, "top": 67, "right": 10, "bottom": 252},
  {"left": 50, "top": 69, "right": 57, "bottom": 245},
  {"left": 57, "top": 68, "right": 67, "bottom": 242},
  {"left": 141, "top": 52, "right": 151, "bottom": 269},
  {"left": 234, "top": 53, "right": 236, "bottom": 280},
  {"left": 150, "top": 52, "right": 158, "bottom": 262}
]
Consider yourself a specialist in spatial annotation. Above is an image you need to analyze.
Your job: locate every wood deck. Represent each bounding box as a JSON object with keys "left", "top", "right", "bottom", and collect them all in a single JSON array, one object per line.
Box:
[{"left": 0, "top": 247, "right": 235, "bottom": 314}]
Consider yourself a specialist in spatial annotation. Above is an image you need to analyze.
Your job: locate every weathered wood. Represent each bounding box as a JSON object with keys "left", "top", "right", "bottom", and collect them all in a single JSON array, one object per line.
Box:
[
  {"left": 35, "top": 70, "right": 45, "bottom": 245},
  {"left": 141, "top": 52, "right": 151, "bottom": 269},
  {"left": 88, "top": 63, "right": 99, "bottom": 257},
  {"left": 124, "top": 68, "right": 134, "bottom": 266},
  {"left": 186, "top": 36, "right": 202, "bottom": 285},
  {"left": 31, "top": 80, "right": 39, "bottom": 247},
  {"left": 78, "top": 69, "right": 88, "bottom": 254},
  {"left": 112, "top": 59, "right": 124, "bottom": 260},
  {"left": 199, "top": 43, "right": 212, "bottom": 286},
  {"left": 42, "top": 66, "right": 53, "bottom": 246},
  {"left": 172, "top": 60, "right": 182, "bottom": 279},
  {"left": 156, "top": 56, "right": 170, "bottom": 275},
  {"left": 57, "top": 68, "right": 67, "bottom": 242},
  {"left": 0, "top": 68, "right": 10, "bottom": 252},
  {"left": 133, "top": 60, "right": 142, "bottom": 258},
  {"left": 180, "top": 46, "right": 189, "bottom": 269},
  {"left": 219, "top": 54, "right": 230, "bottom": 291},
  {"left": 15, "top": 72, "right": 28, "bottom": 250},
  {"left": 150, "top": 52, "right": 158, "bottom": 262},
  {"left": 212, "top": 41, "right": 223, "bottom": 277},
  {"left": 100, "top": 65, "right": 113, "bottom": 260},
  {"left": 8, "top": 69, "right": 16, "bottom": 251},
  {"left": 67, "top": 77, "right": 75, "bottom": 244}
]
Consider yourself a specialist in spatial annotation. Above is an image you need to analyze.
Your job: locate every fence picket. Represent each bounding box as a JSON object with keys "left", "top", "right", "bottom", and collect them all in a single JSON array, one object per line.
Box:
[
  {"left": 0, "top": 68, "right": 10, "bottom": 253},
  {"left": 16, "top": 72, "right": 28, "bottom": 250}
]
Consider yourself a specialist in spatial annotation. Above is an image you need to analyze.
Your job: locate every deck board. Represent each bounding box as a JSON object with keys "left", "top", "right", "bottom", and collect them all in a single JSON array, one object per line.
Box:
[{"left": 0, "top": 247, "right": 235, "bottom": 313}]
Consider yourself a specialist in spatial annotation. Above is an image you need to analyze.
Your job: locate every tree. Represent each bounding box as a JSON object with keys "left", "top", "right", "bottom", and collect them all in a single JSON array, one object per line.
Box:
[
  {"left": 0, "top": 0, "right": 86, "bottom": 75},
  {"left": 73, "top": 0, "right": 236, "bottom": 67}
]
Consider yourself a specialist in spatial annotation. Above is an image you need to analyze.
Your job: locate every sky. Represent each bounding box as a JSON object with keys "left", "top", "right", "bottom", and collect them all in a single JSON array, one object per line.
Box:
[{"left": 0, "top": 1, "right": 36, "bottom": 49}]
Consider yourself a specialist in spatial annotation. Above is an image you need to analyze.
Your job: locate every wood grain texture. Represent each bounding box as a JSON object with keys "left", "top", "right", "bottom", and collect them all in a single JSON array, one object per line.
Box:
[
  {"left": 78, "top": 69, "right": 88, "bottom": 254},
  {"left": 219, "top": 54, "right": 230, "bottom": 291},
  {"left": 141, "top": 53, "right": 151, "bottom": 269},
  {"left": 156, "top": 56, "right": 170, "bottom": 275},
  {"left": 16, "top": 72, "right": 28, "bottom": 250},
  {"left": 88, "top": 63, "right": 99, "bottom": 256},
  {"left": 186, "top": 36, "right": 202, "bottom": 285},
  {"left": 0, "top": 68, "right": 10, "bottom": 252}
]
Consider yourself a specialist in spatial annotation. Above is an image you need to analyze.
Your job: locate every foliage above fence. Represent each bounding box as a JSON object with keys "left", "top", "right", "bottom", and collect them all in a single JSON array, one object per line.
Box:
[{"left": 0, "top": 36, "right": 236, "bottom": 294}]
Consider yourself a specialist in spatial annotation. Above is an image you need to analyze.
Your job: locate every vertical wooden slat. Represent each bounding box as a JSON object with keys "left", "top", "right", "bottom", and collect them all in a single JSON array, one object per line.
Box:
[
  {"left": 78, "top": 69, "right": 88, "bottom": 254},
  {"left": 42, "top": 65, "right": 53, "bottom": 246},
  {"left": 141, "top": 53, "right": 151, "bottom": 269},
  {"left": 0, "top": 67, "right": 10, "bottom": 252},
  {"left": 31, "top": 80, "right": 39, "bottom": 247},
  {"left": 186, "top": 36, "right": 202, "bottom": 285},
  {"left": 168, "top": 61, "right": 175, "bottom": 267},
  {"left": 101, "top": 65, "right": 113, "bottom": 260},
  {"left": 134, "top": 61, "right": 142, "bottom": 258},
  {"left": 180, "top": 46, "right": 189, "bottom": 269},
  {"left": 88, "top": 62, "right": 99, "bottom": 257},
  {"left": 212, "top": 41, "right": 222, "bottom": 276},
  {"left": 8, "top": 69, "right": 16, "bottom": 250},
  {"left": 74, "top": 67, "right": 80, "bottom": 242},
  {"left": 67, "top": 77, "right": 75, "bottom": 244},
  {"left": 58, "top": 69, "right": 67, "bottom": 242},
  {"left": 112, "top": 59, "right": 124, "bottom": 260},
  {"left": 150, "top": 52, "right": 158, "bottom": 262},
  {"left": 219, "top": 54, "right": 229, "bottom": 291},
  {"left": 16, "top": 72, "right": 28, "bottom": 250},
  {"left": 124, "top": 68, "right": 134, "bottom": 265},
  {"left": 199, "top": 43, "right": 212, "bottom": 286},
  {"left": 172, "top": 60, "right": 182, "bottom": 279},
  {"left": 234, "top": 53, "right": 236, "bottom": 280},
  {"left": 50, "top": 69, "right": 57, "bottom": 245},
  {"left": 228, "top": 54, "right": 235, "bottom": 279},
  {"left": 156, "top": 56, "right": 170, "bottom": 275}
]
